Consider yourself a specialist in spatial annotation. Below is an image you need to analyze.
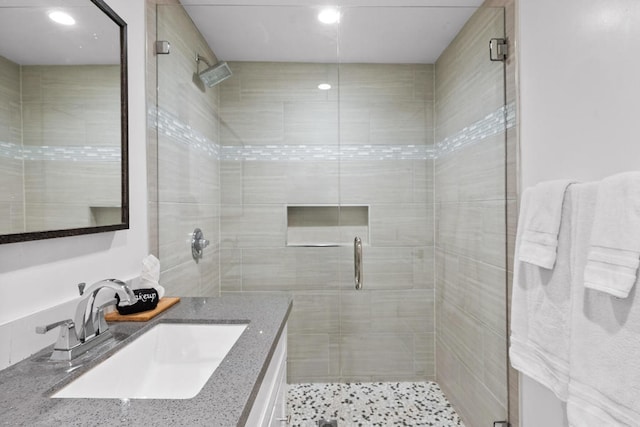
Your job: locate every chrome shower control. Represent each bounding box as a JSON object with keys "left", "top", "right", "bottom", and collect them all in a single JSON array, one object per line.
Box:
[{"left": 191, "top": 228, "right": 210, "bottom": 262}]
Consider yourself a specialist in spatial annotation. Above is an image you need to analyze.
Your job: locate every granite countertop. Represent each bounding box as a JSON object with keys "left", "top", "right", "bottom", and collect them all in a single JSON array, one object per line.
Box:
[{"left": 0, "top": 295, "right": 292, "bottom": 427}]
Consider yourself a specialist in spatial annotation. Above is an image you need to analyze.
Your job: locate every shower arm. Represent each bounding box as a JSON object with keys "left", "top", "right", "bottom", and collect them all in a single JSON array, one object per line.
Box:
[{"left": 195, "top": 53, "right": 212, "bottom": 69}]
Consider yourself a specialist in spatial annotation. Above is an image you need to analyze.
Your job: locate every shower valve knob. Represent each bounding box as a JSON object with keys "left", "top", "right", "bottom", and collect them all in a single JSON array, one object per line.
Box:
[{"left": 191, "top": 228, "right": 209, "bottom": 262}]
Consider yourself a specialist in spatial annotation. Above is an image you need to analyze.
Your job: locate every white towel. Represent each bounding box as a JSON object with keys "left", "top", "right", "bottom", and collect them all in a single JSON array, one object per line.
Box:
[
  {"left": 509, "top": 185, "right": 574, "bottom": 401},
  {"left": 567, "top": 182, "right": 640, "bottom": 426},
  {"left": 584, "top": 172, "right": 640, "bottom": 298},
  {"left": 518, "top": 180, "right": 575, "bottom": 269}
]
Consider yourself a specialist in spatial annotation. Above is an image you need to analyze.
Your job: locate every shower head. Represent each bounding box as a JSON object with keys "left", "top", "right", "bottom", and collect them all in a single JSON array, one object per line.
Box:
[{"left": 196, "top": 54, "right": 232, "bottom": 88}]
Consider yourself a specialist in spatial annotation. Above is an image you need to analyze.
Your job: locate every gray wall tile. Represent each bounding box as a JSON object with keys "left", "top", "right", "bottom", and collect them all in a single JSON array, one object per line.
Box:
[
  {"left": 288, "top": 291, "right": 341, "bottom": 335},
  {"left": 435, "top": 201, "right": 506, "bottom": 268},
  {"left": 288, "top": 333, "right": 340, "bottom": 381},
  {"left": 153, "top": 2, "right": 221, "bottom": 298},
  {"left": 221, "top": 204, "right": 286, "bottom": 248},
  {"left": 240, "top": 247, "right": 341, "bottom": 291},
  {"left": 370, "top": 203, "right": 433, "bottom": 247},
  {"left": 218, "top": 61, "right": 436, "bottom": 383},
  {"left": 434, "top": 6, "right": 512, "bottom": 427},
  {"left": 153, "top": 5, "right": 515, "bottom": 405},
  {"left": 339, "top": 333, "right": 416, "bottom": 379}
]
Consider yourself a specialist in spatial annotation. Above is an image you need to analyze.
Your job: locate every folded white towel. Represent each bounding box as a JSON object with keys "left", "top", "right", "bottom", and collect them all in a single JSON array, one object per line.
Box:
[
  {"left": 518, "top": 180, "right": 575, "bottom": 269},
  {"left": 509, "top": 185, "right": 574, "bottom": 401},
  {"left": 584, "top": 172, "right": 640, "bottom": 298},
  {"left": 567, "top": 182, "right": 640, "bottom": 426}
]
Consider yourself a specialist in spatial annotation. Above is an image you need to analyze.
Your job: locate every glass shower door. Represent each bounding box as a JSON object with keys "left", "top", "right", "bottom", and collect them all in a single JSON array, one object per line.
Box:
[
  {"left": 432, "top": 7, "right": 510, "bottom": 427},
  {"left": 168, "top": 4, "right": 345, "bottom": 384},
  {"left": 335, "top": 5, "right": 510, "bottom": 426},
  {"left": 154, "top": 4, "right": 511, "bottom": 426},
  {"left": 155, "top": 4, "right": 222, "bottom": 297},
  {"left": 335, "top": 5, "right": 440, "bottom": 384}
]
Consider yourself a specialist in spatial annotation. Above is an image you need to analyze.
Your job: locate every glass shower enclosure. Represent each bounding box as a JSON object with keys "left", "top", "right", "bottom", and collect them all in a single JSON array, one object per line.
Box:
[{"left": 153, "top": 4, "right": 510, "bottom": 426}]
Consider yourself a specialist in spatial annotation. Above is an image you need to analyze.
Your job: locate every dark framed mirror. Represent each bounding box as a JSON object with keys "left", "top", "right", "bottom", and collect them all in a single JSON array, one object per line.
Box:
[{"left": 0, "top": 0, "right": 128, "bottom": 244}]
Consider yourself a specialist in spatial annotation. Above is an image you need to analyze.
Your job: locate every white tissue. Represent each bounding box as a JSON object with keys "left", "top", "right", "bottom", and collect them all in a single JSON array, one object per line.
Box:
[
  {"left": 155, "top": 285, "right": 165, "bottom": 299},
  {"left": 140, "top": 254, "right": 164, "bottom": 299}
]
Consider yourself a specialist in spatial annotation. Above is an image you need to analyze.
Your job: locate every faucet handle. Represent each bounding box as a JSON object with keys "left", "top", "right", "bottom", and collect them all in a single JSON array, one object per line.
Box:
[
  {"left": 36, "top": 319, "right": 74, "bottom": 334},
  {"left": 36, "top": 319, "right": 79, "bottom": 351}
]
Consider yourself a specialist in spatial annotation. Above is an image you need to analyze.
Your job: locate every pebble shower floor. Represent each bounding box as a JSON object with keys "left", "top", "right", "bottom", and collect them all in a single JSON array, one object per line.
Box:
[{"left": 287, "top": 382, "right": 466, "bottom": 427}]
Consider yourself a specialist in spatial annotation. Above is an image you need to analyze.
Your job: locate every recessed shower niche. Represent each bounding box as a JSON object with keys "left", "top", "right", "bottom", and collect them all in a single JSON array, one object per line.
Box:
[{"left": 286, "top": 205, "right": 369, "bottom": 247}]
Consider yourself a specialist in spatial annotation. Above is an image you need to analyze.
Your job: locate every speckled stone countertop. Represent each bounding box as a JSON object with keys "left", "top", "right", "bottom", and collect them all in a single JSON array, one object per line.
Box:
[{"left": 0, "top": 295, "right": 292, "bottom": 427}]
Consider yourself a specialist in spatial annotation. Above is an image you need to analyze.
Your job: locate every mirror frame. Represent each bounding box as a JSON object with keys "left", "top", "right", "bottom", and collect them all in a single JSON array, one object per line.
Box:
[{"left": 0, "top": 0, "right": 129, "bottom": 244}]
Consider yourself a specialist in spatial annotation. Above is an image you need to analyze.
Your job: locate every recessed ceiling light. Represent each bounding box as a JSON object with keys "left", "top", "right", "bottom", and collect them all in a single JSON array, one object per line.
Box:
[
  {"left": 318, "top": 83, "right": 332, "bottom": 90},
  {"left": 48, "top": 11, "right": 75, "bottom": 26},
  {"left": 318, "top": 8, "right": 340, "bottom": 24}
]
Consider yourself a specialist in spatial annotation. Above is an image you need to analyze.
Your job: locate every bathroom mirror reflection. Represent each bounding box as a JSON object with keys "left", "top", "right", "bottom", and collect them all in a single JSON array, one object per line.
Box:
[{"left": 0, "top": 0, "right": 128, "bottom": 244}]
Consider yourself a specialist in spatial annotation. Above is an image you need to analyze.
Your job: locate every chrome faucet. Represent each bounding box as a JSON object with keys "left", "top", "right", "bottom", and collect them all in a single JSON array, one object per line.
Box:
[
  {"left": 75, "top": 279, "right": 137, "bottom": 342},
  {"left": 36, "top": 279, "right": 137, "bottom": 361}
]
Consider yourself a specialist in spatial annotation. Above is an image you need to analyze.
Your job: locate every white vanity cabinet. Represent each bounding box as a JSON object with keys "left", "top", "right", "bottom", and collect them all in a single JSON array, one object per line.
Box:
[{"left": 246, "top": 324, "right": 288, "bottom": 427}]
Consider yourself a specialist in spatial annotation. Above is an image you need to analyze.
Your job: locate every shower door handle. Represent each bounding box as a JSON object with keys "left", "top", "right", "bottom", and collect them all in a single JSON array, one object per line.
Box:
[{"left": 354, "top": 237, "right": 363, "bottom": 290}]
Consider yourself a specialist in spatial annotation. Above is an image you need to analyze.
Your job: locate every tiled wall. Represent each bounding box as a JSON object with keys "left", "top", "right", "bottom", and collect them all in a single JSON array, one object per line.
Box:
[
  {"left": 220, "top": 61, "right": 435, "bottom": 383},
  {"left": 434, "top": 6, "right": 514, "bottom": 427},
  {"left": 21, "top": 65, "right": 121, "bottom": 231},
  {"left": 0, "top": 55, "right": 23, "bottom": 235},
  {"left": 152, "top": 3, "right": 221, "bottom": 297},
  {"left": 0, "top": 60, "right": 121, "bottom": 234},
  {"left": 149, "top": 3, "right": 516, "bottom": 419}
]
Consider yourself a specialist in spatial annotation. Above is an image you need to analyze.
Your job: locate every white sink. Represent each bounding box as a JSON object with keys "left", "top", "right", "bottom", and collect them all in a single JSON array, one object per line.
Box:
[{"left": 53, "top": 323, "right": 247, "bottom": 399}]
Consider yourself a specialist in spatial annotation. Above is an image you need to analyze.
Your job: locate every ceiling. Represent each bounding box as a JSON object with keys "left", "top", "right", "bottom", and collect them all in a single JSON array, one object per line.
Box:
[
  {"left": 0, "top": 1, "right": 120, "bottom": 65},
  {"left": 180, "top": 0, "right": 484, "bottom": 64},
  {"left": 0, "top": 0, "right": 484, "bottom": 66}
]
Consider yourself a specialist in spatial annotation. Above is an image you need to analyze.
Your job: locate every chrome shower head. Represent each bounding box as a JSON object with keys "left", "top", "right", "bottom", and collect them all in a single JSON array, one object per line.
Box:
[{"left": 196, "top": 54, "right": 232, "bottom": 88}]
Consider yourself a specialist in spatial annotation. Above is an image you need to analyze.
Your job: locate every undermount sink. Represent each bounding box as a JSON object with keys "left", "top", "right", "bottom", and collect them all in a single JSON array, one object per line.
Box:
[{"left": 52, "top": 322, "right": 248, "bottom": 399}]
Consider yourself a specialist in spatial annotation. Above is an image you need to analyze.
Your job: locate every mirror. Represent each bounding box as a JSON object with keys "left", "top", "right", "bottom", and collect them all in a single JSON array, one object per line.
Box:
[{"left": 0, "top": 0, "right": 128, "bottom": 244}]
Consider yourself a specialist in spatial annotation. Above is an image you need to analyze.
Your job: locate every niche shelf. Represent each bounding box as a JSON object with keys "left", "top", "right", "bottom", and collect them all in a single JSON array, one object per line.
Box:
[
  {"left": 286, "top": 205, "right": 369, "bottom": 247},
  {"left": 90, "top": 206, "right": 121, "bottom": 226}
]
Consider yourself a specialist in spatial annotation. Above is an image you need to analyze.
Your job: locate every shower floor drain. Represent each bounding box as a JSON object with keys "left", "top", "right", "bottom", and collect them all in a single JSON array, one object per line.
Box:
[{"left": 318, "top": 420, "right": 337, "bottom": 427}]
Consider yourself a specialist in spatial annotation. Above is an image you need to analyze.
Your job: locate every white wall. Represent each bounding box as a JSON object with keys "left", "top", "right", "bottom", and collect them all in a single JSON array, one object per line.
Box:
[
  {"left": 0, "top": 0, "right": 146, "bottom": 368},
  {"left": 518, "top": 0, "right": 640, "bottom": 425},
  {"left": 520, "top": 0, "right": 640, "bottom": 187}
]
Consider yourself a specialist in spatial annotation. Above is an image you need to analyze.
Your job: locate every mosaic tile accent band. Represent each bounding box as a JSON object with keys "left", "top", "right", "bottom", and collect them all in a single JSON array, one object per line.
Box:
[
  {"left": 154, "top": 107, "right": 221, "bottom": 158},
  {"left": 435, "top": 102, "right": 516, "bottom": 155},
  {"left": 1, "top": 101, "right": 513, "bottom": 163},
  {"left": 0, "top": 142, "right": 21, "bottom": 160},
  {"left": 152, "top": 102, "right": 514, "bottom": 163},
  {"left": 0, "top": 142, "right": 120, "bottom": 162},
  {"left": 287, "top": 382, "right": 466, "bottom": 427},
  {"left": 222, "top": 144, "right": 436, "bottom": 161},
  {"left": 153, "top": 102, "right": 515, "bottom": 161}
]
